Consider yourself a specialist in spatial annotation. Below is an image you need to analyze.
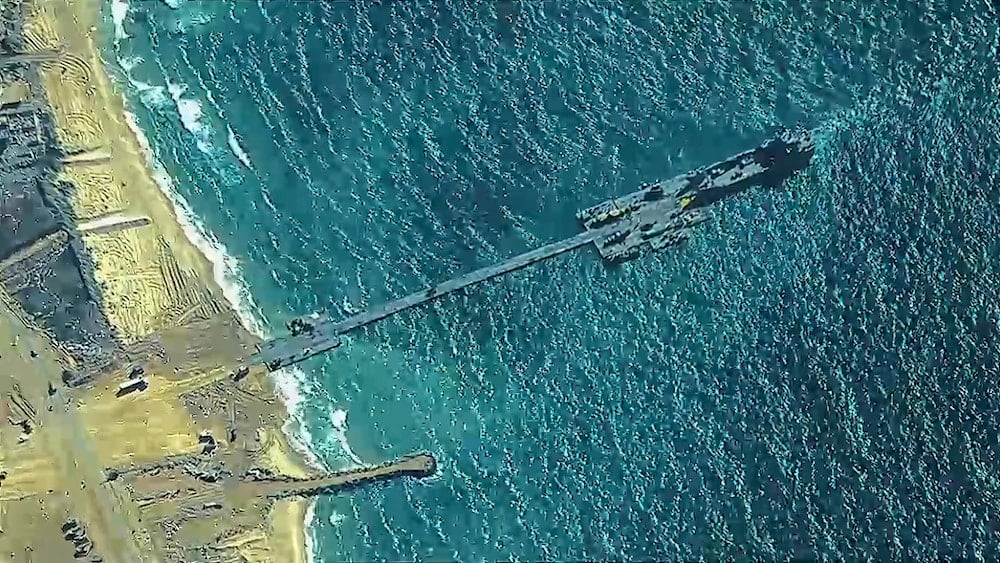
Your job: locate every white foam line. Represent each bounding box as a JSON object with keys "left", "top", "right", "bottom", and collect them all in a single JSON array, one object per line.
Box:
[
  {"left": 118, "top": 93, "right": 327, "bottom": 474},
  {"left": 330, "top": 407, "right": 364, "bottom": 466},
  {"left": 165, "top": 79, "right": 213, "bottom": 154},
  {"left": 227, "top": 125, "right": 254, "bottom": 169},
  {"left": 303, "top": 499, "right": 318, "bottom": 563},
  {"left": 108, "top": 42, "right": 326, "bottom": 562},
  {"left": 110, "top": 0, "right": 129, "bottom": 43}
]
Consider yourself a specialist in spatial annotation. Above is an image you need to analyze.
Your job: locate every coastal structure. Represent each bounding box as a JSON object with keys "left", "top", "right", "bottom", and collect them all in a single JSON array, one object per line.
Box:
[
  {"left": 0, "top": 0, "right": 812, "bottom": 560},
  {"left": 254, "top": 129, "right": 816, "bottom": 371},
  {"left": 1, "top": 1, "right": 437, "bottom": 562},
  {"left": 101, "top": 448, "right": 437, "bottom": 562},
  {"left": 243, "top": 453, "right": 437, "bottom": 498}
]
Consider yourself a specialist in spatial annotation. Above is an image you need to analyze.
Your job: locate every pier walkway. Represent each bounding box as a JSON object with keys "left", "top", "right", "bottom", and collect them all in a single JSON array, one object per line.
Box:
[
  {"left": 240, "top": 453, "right": 437, "bottom": 499},
  {"left": 252, "top": 223, "right": 620, "bottom": 370},
  {"left": 250, "top": 128, "right": 815, "bottom": 372},
  {"left": 330, "top": 226, "right": 616, "bottom": 333}
]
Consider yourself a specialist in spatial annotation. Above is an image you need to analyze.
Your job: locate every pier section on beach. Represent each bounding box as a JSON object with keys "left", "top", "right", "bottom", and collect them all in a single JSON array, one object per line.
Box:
[
  {"left": 101, "top": 442, "right": 436, "bottom": 562},
  {"left": 242, "top": 453, "right": 437, "bottom": 499}
]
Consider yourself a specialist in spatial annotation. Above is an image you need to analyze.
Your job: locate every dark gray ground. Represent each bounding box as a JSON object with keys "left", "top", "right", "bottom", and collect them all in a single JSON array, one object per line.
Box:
[{"left": 1, "top": 49, "right": 118, "bottom": 381}]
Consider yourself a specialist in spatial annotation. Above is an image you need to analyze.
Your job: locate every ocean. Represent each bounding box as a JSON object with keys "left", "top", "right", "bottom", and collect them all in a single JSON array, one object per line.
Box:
[{"left": 101, "top": 1, "right": 1000, "bottom": 560}]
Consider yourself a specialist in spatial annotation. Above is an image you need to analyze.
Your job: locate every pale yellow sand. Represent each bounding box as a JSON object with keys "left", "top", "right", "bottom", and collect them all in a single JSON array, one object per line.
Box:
[
  {"left": 24, "top": 0, "right": 223, "bottom": 344},
  {"left": 6, "top": 0, "right": 315, "bottom": 561}
]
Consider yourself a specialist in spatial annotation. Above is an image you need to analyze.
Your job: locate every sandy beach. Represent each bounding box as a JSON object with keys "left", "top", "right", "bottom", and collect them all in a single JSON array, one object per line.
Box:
[{"left": 0, "top": 0, "right": 316, "bottom": 560}]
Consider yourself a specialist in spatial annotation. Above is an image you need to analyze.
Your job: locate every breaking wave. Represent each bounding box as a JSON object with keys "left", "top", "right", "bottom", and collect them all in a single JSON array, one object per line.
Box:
[
  {"left": 227, "top": 125, "right": 254, "bottom": 169},
  {"left": 166, "top": 80, "right": 212, "bottom": 154},
  {"left": 118, "top": 56, "right": 168, "bottom": 109},
  {"left": 329, "top": 408, "right": 364, "bottom": 466},
  {"left": 110, "top": 0, "right": 129, "bottom": 43}
]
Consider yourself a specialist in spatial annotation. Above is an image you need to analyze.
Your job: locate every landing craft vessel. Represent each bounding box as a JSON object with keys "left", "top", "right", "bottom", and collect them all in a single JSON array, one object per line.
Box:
[{"left": 576, "top": 128, "right": 814, "bottom": 261}]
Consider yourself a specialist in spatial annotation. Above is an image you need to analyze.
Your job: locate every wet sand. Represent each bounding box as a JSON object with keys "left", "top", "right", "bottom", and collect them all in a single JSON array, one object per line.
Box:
[{"left": 0, "top": 0, "right": 315, "bottom": 561}]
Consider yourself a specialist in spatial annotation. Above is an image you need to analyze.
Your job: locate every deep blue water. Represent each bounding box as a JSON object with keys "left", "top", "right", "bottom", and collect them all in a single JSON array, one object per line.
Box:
[{"left": 104, "top": 1, "right": 1000, "bottom": 560}]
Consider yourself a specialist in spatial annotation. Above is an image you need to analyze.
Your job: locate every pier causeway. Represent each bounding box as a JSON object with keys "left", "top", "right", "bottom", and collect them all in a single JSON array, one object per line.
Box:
[{"left": 251, "top": 128, "right": 816, "bottom": 372}]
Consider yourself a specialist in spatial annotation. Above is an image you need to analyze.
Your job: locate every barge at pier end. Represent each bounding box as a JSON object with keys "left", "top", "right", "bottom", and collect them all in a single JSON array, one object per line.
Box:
[{"left": 251, "top": 128, "right": 815, "bottom": 371}]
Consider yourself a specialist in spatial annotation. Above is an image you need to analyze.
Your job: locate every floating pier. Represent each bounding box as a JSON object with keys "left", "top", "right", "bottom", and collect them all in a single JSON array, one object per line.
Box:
[
  {"left": 241, "top": 453, "right": 437, "bottom": 499},
  {"left": 252, "top": 128, "right": 815, "bottom": 371}
]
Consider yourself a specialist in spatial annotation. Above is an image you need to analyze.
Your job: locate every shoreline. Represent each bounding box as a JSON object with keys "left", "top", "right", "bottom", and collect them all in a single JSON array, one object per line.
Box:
[
  {"left": 14, "top": 0, "right": 319, "bottom": 560},
  {"left": 117, "top": 92, "right": 327, "bottom": 475},
  {"left": 107, "top": 24, "right": 327, "bottom": 563},
  {"left": 99, "top": 2, "right": 328, "bottom": 479}
]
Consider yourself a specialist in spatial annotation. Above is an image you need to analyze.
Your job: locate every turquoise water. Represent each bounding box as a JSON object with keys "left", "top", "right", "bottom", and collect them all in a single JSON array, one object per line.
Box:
[{"left": 104, "top": 1, "right": 1000, "bottom": 560}]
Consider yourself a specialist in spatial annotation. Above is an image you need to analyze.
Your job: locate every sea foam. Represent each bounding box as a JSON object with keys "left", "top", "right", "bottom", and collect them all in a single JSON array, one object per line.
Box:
[
  {"left": 110, "top": 0, "right": 129, "bottom": 42},
  {"left": 162, "top": 77, "right": 248, "bottom": 187},
  {"left": 118, "top": 56, "right": 169, "bottom": 109},
  {"left": 330, "top": 408, "right": 364, "bottom": 466},
  {"left": 227, "top": 125, "right": 254, "bottom": 169},
  {"left": 329, "top": 511, "right": 347, "bottom": 527},
  {"left": 166, "top": 80, "right": 212, "bottom": 154},
  {"left": 303, "top": 496, "right": 319, "bottom": 563},
  {"left": 121, "top": 107, "right": 326, "bottom": 472}
]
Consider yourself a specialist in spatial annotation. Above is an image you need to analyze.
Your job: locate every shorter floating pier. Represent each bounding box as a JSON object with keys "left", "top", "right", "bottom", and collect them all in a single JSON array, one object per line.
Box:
[{"left": 242, "top": 453, "right": 437, "bottom": 499}]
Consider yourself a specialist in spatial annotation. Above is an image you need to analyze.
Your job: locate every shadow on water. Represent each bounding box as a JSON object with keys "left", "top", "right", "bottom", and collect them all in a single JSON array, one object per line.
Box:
[{"left": 0, "top": 1, "right": 121, "bottom": 384}]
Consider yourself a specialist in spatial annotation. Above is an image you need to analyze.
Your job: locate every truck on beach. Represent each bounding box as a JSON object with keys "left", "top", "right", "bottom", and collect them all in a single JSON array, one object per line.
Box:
[{"left": 115, "top": 376, "right": 148, "bottom": 397}]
